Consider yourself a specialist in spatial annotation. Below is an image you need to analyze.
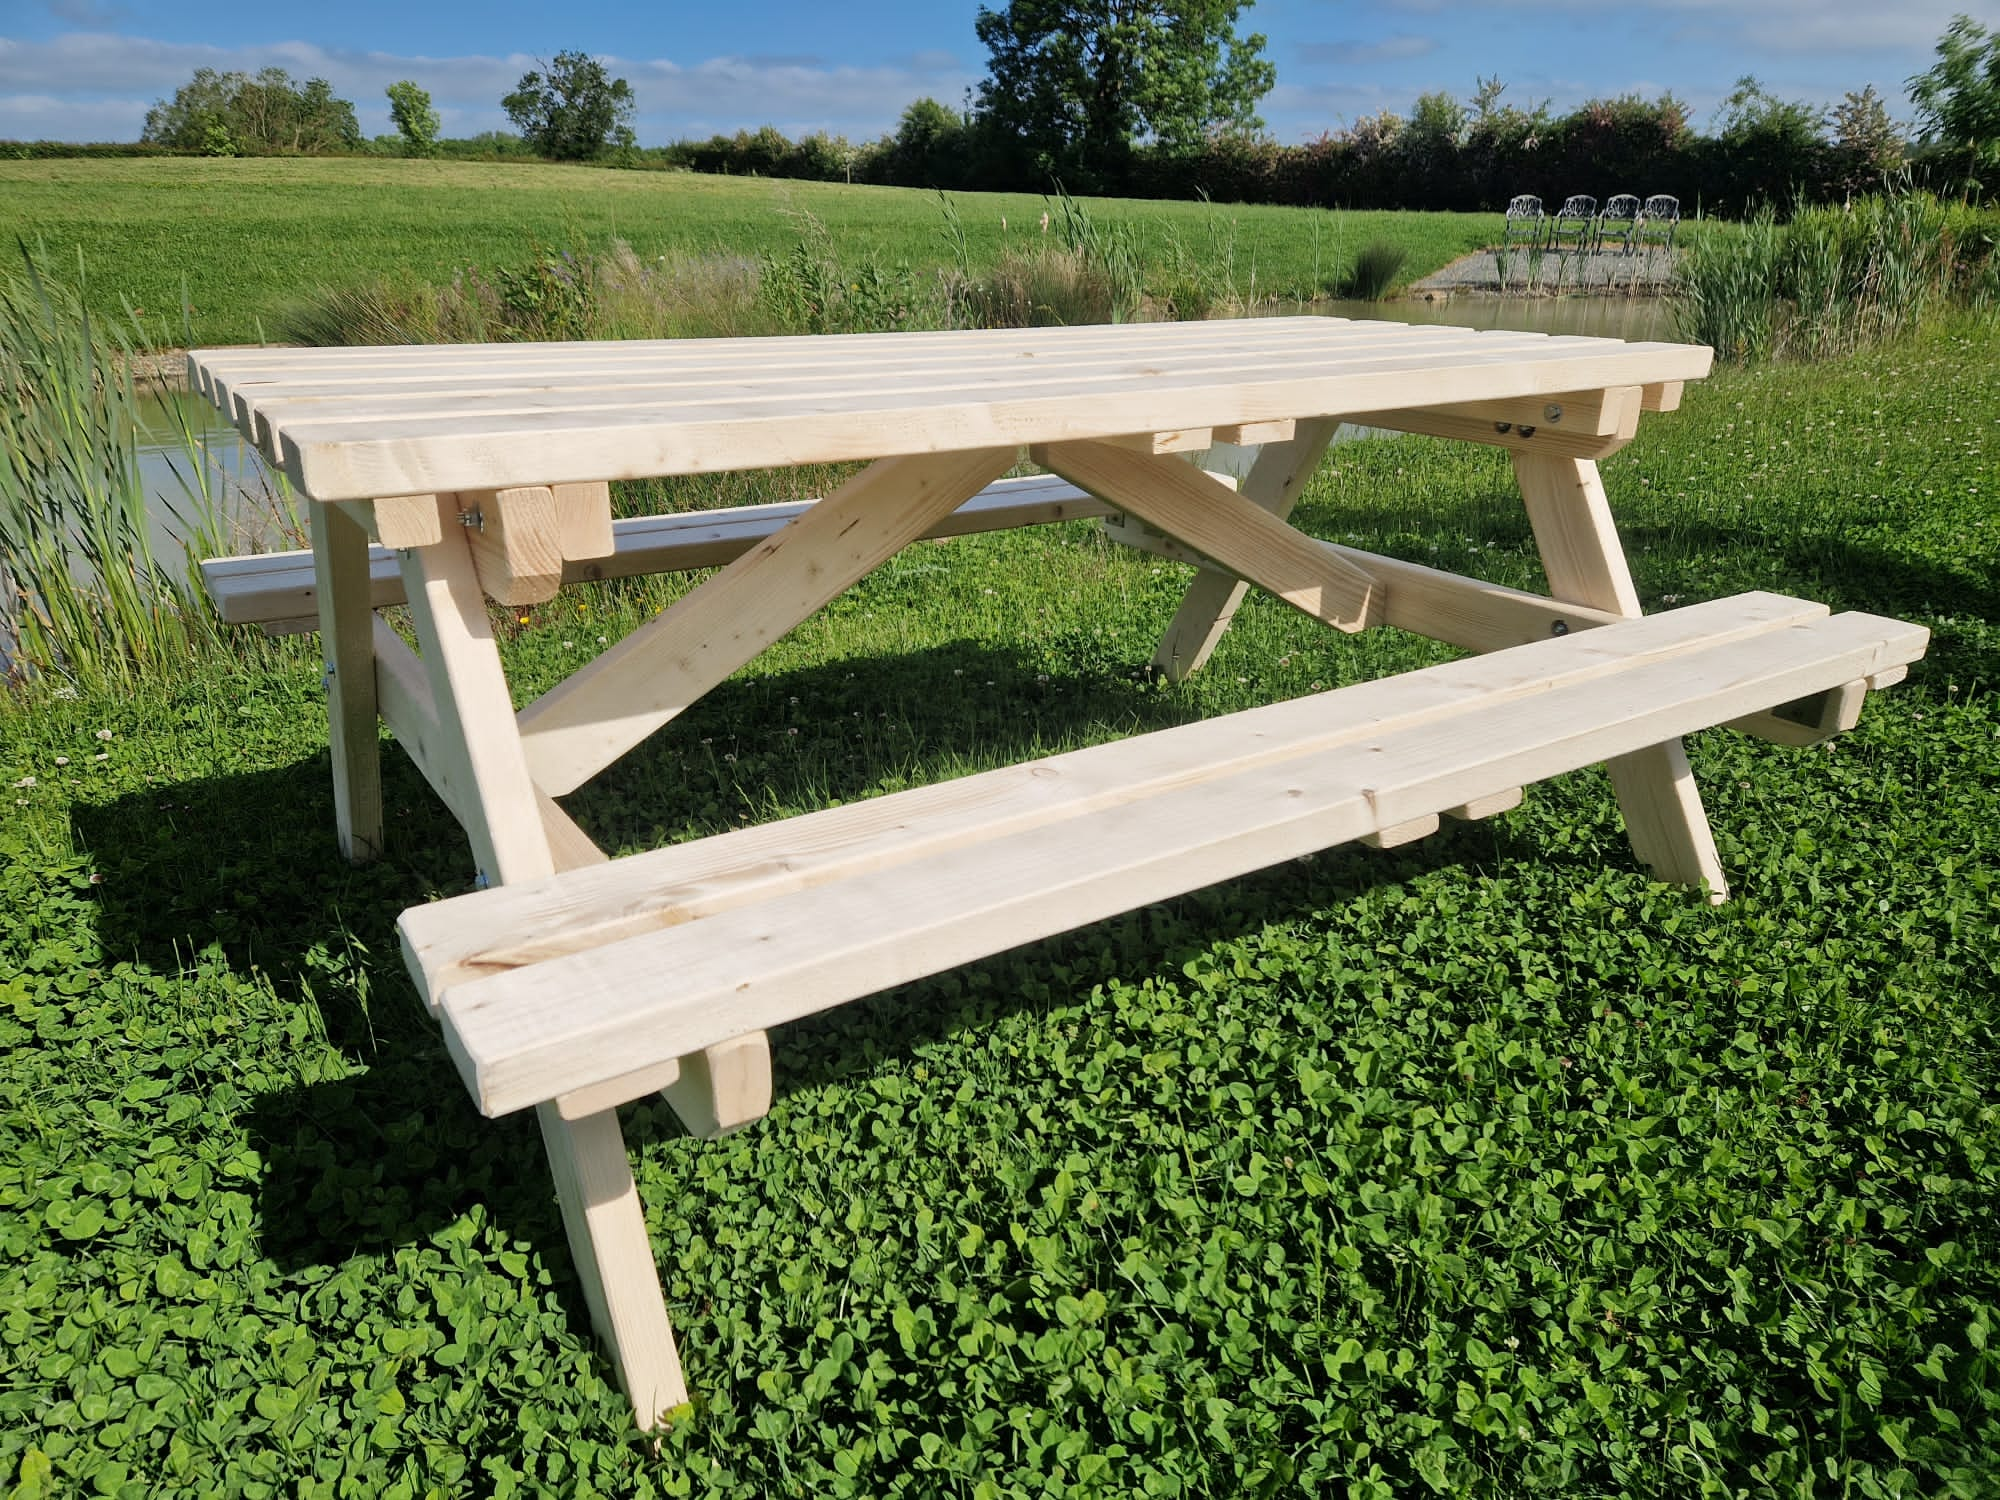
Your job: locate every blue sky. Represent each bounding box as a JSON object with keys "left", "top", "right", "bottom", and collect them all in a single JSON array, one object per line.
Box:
[{"left": 2, "top": 0, "right": 1992, "bottom": 145}]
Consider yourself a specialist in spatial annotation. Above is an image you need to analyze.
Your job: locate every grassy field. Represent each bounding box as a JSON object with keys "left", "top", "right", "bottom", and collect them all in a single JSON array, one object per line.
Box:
[
  {"left": 2, "top": 315, "right": 1997, "bottom": 1497},
  {"left": 3, "top": 158, "right": 1504, "bottom": 348}
]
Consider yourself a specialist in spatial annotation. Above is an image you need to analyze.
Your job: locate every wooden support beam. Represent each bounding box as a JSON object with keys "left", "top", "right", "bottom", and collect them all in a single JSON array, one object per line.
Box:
[
  {"left": 1361, "top": 813, "right": 1440, "bottom": 849},
  {"left": 310, "top": 503, "right": 383, "bottom": 863},
  {"left": 536, "top": 1105, "right": 689, "bottom": 1428},
  {"left": 1726, "top": 680, "right": 1868, "bottom": 747},
  {"left": 1513, "top": 451, "right": 1726, "bottom": 901},
  {"left": 518, "top": 447, "right": 1021, "bottom": 796},
  {"left": 1434, "top": 386, "right": 1641, "bottom": 437},
  {"left": 553, "top": 481, "right": 616, "bottom": 562},
  {"left": 1149, "top": 419, "right": 1341, "bottom": 681},
  {"left": 1034, "top": 438, "right": 1376, "bottom": 634},
  {"left": 1445, "top": 788, "right": 1524, "bottom": 821},
  {"left": 461, "top": 486, "right": 566, "bottom": 606},
  {"left": 397, "top": 508, "right": 556, "bottom": 886},
  {"left": 1104, "top": 428, "right": 1213, "bottom": 455},
  {"left": 1212, "top": 419, "right": 1297, "bottom": 446}
]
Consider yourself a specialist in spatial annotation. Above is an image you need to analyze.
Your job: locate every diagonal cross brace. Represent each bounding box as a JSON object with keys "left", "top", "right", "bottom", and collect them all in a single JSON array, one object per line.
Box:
[
  {"left": 1032, "top": 436, "right": 1376, "bottom": 635},
  {"left": 516, "top": 447, "right": 1021, "bottom": 796}
]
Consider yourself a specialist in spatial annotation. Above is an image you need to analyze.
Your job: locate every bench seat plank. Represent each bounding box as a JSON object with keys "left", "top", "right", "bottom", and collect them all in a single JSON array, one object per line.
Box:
[
  {"left": 400, "top": 593, "right": 1926, "bottom": 1119},
  {"left": 403, "top": 590, "right": 1826, "bottom": 996}
]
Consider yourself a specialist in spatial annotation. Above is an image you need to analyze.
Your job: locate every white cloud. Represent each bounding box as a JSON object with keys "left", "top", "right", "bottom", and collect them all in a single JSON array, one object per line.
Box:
[
  {"left": 1402, "top": 0, "right": 1972, "bottom": 57},
  {"left": 0, "top": 32, "right": 976, "bottom": 143}
]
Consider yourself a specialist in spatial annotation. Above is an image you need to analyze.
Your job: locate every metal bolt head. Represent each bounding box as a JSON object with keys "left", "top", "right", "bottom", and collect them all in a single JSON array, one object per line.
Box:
[{"left": 1544, "top": 403, "right": 1564, "bottom": 422}]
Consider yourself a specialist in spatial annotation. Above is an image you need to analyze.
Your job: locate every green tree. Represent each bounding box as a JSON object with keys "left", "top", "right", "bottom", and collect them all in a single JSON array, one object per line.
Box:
[
  {"left": 884, "top": 97, "right": 968, "bottom": 186},
  {"left": 1908, "top": 14, "right": 2000, "bottom": 187},
  {"left": 386, "top": 80, "right": 441, "bottom": 157},
  {"left": 142, "top": 67, "right": 360, "bottom": 153},
  {"left": 502, "top": 51, "right": 636, "bottom": 161},
  {"left": 973, "top": 0, "right": 1274, "bottom": 189},
  {"left": 1829, "top": 85, "right": 1905, "bottom": 194}
]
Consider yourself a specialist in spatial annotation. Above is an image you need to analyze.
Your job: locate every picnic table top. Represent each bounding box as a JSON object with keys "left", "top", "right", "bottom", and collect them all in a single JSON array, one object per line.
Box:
[{"left": 188, "top": 316, "right": 1713, "bottom": 503}]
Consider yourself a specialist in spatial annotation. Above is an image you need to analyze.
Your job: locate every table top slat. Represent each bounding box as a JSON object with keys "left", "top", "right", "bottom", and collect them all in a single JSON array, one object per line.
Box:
[{"left": 191, "top": 317, "right": 1712, "bottom": 500}]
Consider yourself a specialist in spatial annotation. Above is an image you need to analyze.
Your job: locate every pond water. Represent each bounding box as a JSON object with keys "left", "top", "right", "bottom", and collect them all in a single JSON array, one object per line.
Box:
[{"left": 141, "top": 293, "right": 1677, "bottom": 553}]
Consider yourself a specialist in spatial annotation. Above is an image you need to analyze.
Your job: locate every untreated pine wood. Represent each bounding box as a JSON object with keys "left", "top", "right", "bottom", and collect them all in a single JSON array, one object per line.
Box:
[
  {"left": 553, "top": 481, "right": 616, "bottom": 563},
  {"left": 1148, "top": 419, "right": 1342, "bottom": 680},
  {"left": 517, "top": 446, "right": 1022, "bottom": 796},
  {"left": 396, "top": 504, "right": 557, "bottom": 887},
  {"left": 203, "top": 474, "right": 1117, "bottom": 631},
  {"left": 310, "top": 503, "right": 383, "bottom": 863},
  {"left": 335, "top": 496, "right": 444, "bottom": 549},
  {"left": 409, "top": 600, "right": 1929, "bottom": 1120},
  {"left": 1034, "top": 436, "right": 1377, "bottom": 634},
  {"left": 196, "top": 324, "right": 1713, "bottom": 500},
  {"left": 404, "top": 592, "right": 1849, "bottom": 999},
  {"left": 461, "top": 487, "right": 566, "bottom": 606},
  {"left": 536, "top": 1105, "right": 690, "bottom": 1427},
  {"left": 1512, "top": 451, "right": 1725, "bottom": 899},
  {"left": 390, "top": 510, "right": 694, "bottom": 1431},
  {"left": 1349, "top": 384, "right": 1644, "bottom": 461}
]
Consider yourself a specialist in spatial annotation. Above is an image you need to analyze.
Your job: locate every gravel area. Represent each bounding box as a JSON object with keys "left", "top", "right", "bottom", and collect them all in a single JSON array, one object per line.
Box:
[{"left": 1413, "top": 246, "right": 1679, "bottom": 296}]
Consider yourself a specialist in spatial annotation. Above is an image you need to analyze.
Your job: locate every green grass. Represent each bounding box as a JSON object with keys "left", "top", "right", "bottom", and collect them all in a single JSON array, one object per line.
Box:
[
  {"left": 1, "top": 158, "right": 1500, "bottom": 347},
  {"left": 3, "top": 317, "right": 1999, "bottom": 1497}
]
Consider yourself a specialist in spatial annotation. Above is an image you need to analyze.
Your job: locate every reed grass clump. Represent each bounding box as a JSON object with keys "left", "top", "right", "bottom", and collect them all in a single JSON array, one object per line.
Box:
[
  {"left": 1674, "top": 191, "right": 1992, "bottom": 362},
  {"left": 1343, "top": 240, "right": 1407, "bottom": 301},
  {"left": 0, "top": 251, "right": 232, "bottom": 691}
]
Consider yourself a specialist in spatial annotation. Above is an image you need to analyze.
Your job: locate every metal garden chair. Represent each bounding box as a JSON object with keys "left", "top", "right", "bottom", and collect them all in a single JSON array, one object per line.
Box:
[
  {"left": 1502, "top": 195, "right": 1544, "bottom": 250},
  {"left": 1548, "top": 195, "right": 1597, "bottom": 252},
  {"left": 1638, "top": 195, "right": 1681, "bottom": 253},
  {"left": 1596, "top": 194, "right": 1641, "bottom": 254}
]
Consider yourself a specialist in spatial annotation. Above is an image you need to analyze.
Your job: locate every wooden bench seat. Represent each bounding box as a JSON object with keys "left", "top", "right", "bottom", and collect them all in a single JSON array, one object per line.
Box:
[
  {"left": 402, "top": 591, "right": 1924, "bottom": 1123},
  {"left": 393, "top": 589, "right": 1921, "bottom": 1422},
  {"left": 200, "top": 474, "right": 1116, "bottom": 632}
]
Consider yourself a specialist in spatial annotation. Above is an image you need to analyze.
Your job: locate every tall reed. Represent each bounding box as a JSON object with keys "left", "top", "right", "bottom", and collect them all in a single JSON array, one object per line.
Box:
[
  {"left": 0, "top": 250, "right": 228, "bottom": 691},
  {"left": 1673, "top": 191, "right": 1974, "bottom": 362}
]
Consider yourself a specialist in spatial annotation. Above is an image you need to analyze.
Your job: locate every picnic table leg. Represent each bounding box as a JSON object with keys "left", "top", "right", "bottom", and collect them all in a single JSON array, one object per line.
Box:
[
  {"left": 310, "top": 503, "right": 382, "bottom": 862},
  {"left": 1512, "top": 452, "right": 1728, "bottom": 901},
  {"left": 393, "top": 501, "right": 731, "bottom": 1421},
  {"left": 538, "top": 1104, "right": 690, "bottom": 1428},
  {"left": 1149, "top": 420, "right": 1340, "bottom": 681}
]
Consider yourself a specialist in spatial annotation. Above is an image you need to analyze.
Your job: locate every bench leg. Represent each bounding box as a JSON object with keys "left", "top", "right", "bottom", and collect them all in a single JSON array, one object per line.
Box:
[
  {"left": 538, "top": 1103, "right": 689, "bottom": 1428},
  {"left": 310, "top": 503, "right": 383, "bottom": 862},
  {"left": 1150, "top": 420, "right": 1340, "bottom": 681},
  {"left": 1512, "top": 453, "right": 1728, "bottom": 901}
]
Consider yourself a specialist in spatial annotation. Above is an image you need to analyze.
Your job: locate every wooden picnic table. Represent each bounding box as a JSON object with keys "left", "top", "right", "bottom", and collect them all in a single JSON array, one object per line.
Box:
[{"left": 190, "top": 316, "right": 1925, "bottom": 1426}]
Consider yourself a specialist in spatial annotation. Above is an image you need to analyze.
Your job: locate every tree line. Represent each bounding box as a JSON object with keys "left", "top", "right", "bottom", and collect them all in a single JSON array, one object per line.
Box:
[{"left": 94, "top": 8, "right": 2000, "bottom": 213}]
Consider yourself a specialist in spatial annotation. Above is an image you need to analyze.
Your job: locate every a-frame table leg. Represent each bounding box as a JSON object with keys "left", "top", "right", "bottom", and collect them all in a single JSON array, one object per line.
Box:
[
  {"left": 1512, "top": 452, "right": 1728, "bottom": 902},
  {"left": 310, "top": 503, "right": 382, "bottom": 862},
  {"left": 1149, "top": 420, "right": 1341, "bottom": 681},
  {"left": 396, "top": 501, "right": 692, "bottom": 1427}
]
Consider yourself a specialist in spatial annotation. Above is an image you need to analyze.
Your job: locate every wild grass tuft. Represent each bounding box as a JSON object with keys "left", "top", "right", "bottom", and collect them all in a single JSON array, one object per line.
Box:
[{"left": 1343, "top": 239, "right": 1407, "bottom": 301}]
